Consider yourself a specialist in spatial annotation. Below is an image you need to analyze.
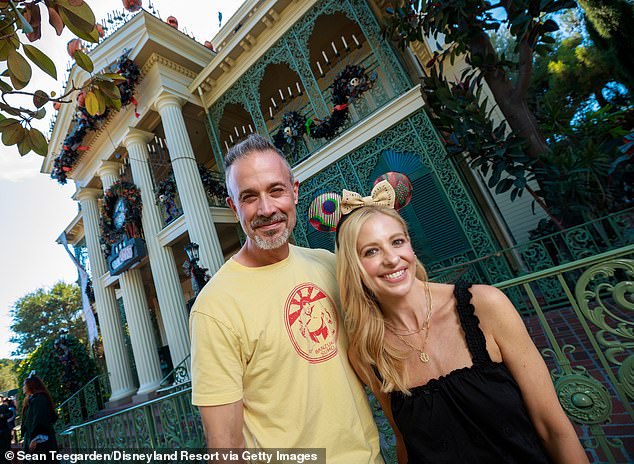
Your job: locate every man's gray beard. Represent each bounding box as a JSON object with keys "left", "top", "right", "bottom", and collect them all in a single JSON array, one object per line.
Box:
[{"left": 253, "top": 228, "right": 290, "bottom": 250}]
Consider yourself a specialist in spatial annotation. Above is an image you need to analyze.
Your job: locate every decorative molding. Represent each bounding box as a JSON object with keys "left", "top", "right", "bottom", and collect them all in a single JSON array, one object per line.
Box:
[
  {"left": 140, "top": 53, "right": 198, "bottom": 79},
  {"left": 156, "top": 207, "right": 237, "bottom": 247}
]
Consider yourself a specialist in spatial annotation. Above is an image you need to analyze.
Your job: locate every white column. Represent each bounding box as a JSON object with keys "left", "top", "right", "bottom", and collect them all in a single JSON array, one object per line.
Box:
[
  {"left": 75, "top": 187, "right": 136, "bottom": 401},
  {"left": 118, "top": 268, "right": 163, "bottom": 395},
  {"left": 154, "top": 92, "right": 224, "bottom": 274},
  {"left": 97, "top": 161, "right": 123, "bottom": 191},
  {"left": 98, "top": 161, "right": 163, "bottom": 395},
  {"left": 124, "top": 128, "right": 190, "bottom": 367}
]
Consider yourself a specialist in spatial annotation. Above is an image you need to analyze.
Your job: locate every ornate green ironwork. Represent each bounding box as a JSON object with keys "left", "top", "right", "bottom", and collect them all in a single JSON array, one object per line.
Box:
[
  {"left": 494, "top": 244, "right": 634, "bottom": 463},
  {"left": 56, "top": 373, "right": 111, "bottom": 431},
  {"left": 294, "top": 110, "right": 502, "bottom": 278},
  {"left": 60, "top": 388, "right": 205, "bottom": 449},
  {"left": 157, "top": 354, "right": 191, "bottom": 395},
  {"left": 207, "top": 0, "right": 412, "bottom": 167}
]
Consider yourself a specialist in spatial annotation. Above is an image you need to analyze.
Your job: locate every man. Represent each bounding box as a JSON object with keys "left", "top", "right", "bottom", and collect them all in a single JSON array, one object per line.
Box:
[{"left": 190, "top": 135, "right": 383, "bottom": 462}]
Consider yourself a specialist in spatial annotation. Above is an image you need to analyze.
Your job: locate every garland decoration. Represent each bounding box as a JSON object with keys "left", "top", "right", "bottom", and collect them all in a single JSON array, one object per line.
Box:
[
  {"left": 273, "top": 111, "right": 307, "bottom": 154},
  {"left": 155, "top": 165, "right": 228, "bottom": 223},
  {"left": 100, "top": 180, "right": 143, "bottom": 257},
  {"left": 51, "top": 53, "right": 141, "bottom": 185},
  {"left": 308, "top": 65, "right": 376, "bottom": 140}
]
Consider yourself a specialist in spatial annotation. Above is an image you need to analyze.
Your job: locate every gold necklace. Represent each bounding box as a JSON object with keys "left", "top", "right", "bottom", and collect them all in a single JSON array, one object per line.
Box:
[{"left": 386, "top": 282, "right": 433, "bottom": 363}]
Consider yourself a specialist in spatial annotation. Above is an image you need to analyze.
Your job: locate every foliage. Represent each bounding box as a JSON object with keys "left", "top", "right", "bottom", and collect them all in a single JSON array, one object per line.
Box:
[
  {"left": 0, "top": 358, "right": 18, "bottom": 394},
  {"left": 0, "top": 0, "right": 127, "bottom": 156},
  {"left": 50, "top": 55, "right": 140, "bottom": 184},
  {"left": 10, "top": 281, "right": 86, "bottom": 357},
  {"left": 16, "top": 334, "right": 98, "bottom": 406},
  {"left": 578, "top": 0, "right": 634, "bottom": 92},
  {"left": 383, "top": 0, "right": 575, "bottom": 162},
  {"left": 99, "top": 180, "right": 143, "bottom": 257}
]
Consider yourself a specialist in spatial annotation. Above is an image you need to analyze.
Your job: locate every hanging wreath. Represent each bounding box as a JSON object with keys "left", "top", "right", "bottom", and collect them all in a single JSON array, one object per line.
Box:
[
  {"left": 100, "top": 180, "right": 143, "bottom": 257},
  {"left": 51, "top": 54, "right": 141, "bottom": 185},
  {"left": 273, "top": 111, "right": 307, "bottom": 154},
  {"left": 308, "top": 64, "right": 376, "bottom": 140}
]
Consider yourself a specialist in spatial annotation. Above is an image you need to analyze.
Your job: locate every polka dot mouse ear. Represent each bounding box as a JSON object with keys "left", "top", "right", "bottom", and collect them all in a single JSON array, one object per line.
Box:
[
  {"left": 308, "top": 192, "right": 342, "bottom": 232},
  {"left": 373, "top": 172, "right": 412, "bottom": 211}
]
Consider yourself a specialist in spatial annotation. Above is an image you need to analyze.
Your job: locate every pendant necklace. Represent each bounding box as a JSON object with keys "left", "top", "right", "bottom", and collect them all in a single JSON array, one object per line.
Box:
[{"left": 385, "top": 282, "right": 433, "bottom": 363}]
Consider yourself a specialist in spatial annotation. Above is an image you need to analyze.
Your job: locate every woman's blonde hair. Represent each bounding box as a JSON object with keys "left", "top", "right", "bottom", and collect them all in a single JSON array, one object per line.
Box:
[{"left": 336, "top": 206, "right": 427, "bottom": 394}]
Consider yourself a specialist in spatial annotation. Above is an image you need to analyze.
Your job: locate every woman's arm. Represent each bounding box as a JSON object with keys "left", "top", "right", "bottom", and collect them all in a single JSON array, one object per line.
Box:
[
  {"left": 348, "top": 349, "right": 408, "bottom": 464},
  {"left": 472, "top": 285, "right": 588, "bottom": 464}
]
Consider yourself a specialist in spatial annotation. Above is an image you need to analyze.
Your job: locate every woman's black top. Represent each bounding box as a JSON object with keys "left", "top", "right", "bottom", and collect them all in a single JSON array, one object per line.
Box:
[{"left": 390, "top": 281, "right": 551, "bottom": 463}]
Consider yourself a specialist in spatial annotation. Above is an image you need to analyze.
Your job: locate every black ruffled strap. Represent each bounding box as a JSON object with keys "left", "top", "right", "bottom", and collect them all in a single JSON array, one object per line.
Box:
[{"left": 453, "top": 281, "right": 491, "bottom": 365}]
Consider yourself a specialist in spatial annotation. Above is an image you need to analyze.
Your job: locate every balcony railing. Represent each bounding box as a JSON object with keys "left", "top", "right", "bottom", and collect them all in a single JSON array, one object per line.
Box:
[{"left": 428, "top": 207, "right": 634, "bottom": 287}]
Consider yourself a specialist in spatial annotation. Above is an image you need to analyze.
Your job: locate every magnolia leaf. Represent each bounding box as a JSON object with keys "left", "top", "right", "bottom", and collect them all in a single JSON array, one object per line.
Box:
[
  {"left": 58, "top": 5, "right": 99, "bottom": 43},
  {"left": 2, "top": 123, "right": 25, "bottom": 146},
  {"left": 33, "top": 107, "right": 46, "bottom": 119},
  {"left": 23, "top": 44, "right": 57, "bottom": 80},
  {"left": 27, "top": 127, "right": 48, "bottom": 156},
  {"left": 17, "top": 136, "right": 31, "bottom": 156},
  {"left": 57, "top": 0, "right": 95, "bottom": 25},
  {"left": 92, "top": 87, "right": 106, "bottom": 115},
  {"left": 7, "top": 49, "right": 32, "bottom": 84},
  {"left": 97, "top": 80, "right": 121, "bottom": 101},
  {"left": 0, "top": 118, "right": 19, "bottom": 131},
  {"left": 0, "top": 79, "right": 11, "bottom": 93},
  {"left": 24, "top": 3, "right": 42, "bottom": 42},
  {"left": 0, "top": 40, "right": 12, "bottom": 61},
  {"left": 9, "top": 71, "right": 29, "bottom": 91},
  {"left": 47, "top": 7, "right": 65, "bottom": 35},
  {"left": 85, "top": 90, "right": 99, "bottom": 115},
  {"left": 33, "top": 90, "right": 49, "bottom": 108},
  {"left": 73, "top": 50, "right": 94, "bottom": 73},
  {"left": 100, "top": 73, "right": 126, "bottom": 82},
  {"left": 67, "top": 0, "right": 85, "bottom": 6}
]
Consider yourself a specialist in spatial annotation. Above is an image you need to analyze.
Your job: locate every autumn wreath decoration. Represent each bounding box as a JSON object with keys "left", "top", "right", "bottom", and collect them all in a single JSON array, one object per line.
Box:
[
  {"left": 308, "top": 64, "right": 376, "bottom": 140},
  {"left": 273, "top": 111, "right": 307, "bottom": 154},
  {"left": 51, "top": 54, "right": 141, "bottom": 185},
  {"left": 99, "top": 180, "right": 143, "bottom": 257}
]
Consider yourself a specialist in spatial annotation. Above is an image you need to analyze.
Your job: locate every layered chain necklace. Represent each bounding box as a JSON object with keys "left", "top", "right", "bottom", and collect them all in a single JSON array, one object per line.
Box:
[{"left": 384, "top": 282, "right": 433, "bottom": 363}]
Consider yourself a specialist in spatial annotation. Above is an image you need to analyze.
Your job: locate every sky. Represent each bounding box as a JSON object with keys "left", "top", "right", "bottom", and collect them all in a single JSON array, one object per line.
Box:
[{"left": 0, "top": 0, "right": 245, "bottom": 359}]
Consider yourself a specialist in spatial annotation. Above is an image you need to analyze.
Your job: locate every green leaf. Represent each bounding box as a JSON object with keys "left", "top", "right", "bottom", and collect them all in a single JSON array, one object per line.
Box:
[
  {"left": 99, "top": 73, "right": 126, "bottom": 82},
  {"left": 73, "top": 50, "right": 94, "bottom": 73},
  {"left": 85, "top": 90, "right": 99, "bottom": 115},
  {"left": 0, "top": 79, "right": 11, "bottom": 93},
  {"left": 0, "top": 117, "right": 19, "bottom": 131},
  {"left": 33, "top": 90, "right": 49, "bottom": 108},
  {"left": 27, "top": 127, "right": 48, "bottom": 156},
  {"left": 2, "top": 123, "right": 25, "bottom": 146},
  {"left": 17, "top": 136, "right": 31, "bottom": 156},
  {"left": 7, "top": 49, "right": 32, "bottom": 85},
  {"left": 23, "top": 44, "right": 57, "bottom": 80},
  {"left": 58, "top": 5, "right": 99, "bottom": 43},
  {"left": 33, "top": 107, "right": 46, "bottom": 120}
]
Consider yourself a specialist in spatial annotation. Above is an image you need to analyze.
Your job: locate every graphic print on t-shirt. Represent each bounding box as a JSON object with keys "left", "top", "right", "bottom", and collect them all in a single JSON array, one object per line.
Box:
[{"left": 285, "top": 282, "right": 338, "bottom": 363}]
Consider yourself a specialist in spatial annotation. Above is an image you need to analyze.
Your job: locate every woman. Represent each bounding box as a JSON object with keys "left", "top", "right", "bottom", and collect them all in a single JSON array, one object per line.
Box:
[
  {"left": 21, "top": 375, "right": 58, "bottom": 457},
  {"left": 335, "top": 204, "right": 588, "bottom": 464}
]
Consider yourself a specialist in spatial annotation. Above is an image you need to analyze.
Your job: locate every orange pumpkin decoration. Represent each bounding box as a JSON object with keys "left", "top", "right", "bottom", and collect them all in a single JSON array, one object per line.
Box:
[
  {"left": 204, "top": 41, "right": 215, "bottom": 51},
  {"left": 53, "top": 101, "right": 61, "bottom": 111},
  {"left": 96, "top": 23, "right": 105, "bottom": 38}
]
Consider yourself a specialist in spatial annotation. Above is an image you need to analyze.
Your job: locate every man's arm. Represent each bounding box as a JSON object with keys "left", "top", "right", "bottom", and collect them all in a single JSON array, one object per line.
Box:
[{"left": 199, "top": 400, "right": 245, "bottom": 448}]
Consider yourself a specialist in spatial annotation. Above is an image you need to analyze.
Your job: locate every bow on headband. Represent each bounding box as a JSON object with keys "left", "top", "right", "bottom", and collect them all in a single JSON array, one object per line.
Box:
[{"left": 341, "top": 180, "right": 395, "bottom": 215}]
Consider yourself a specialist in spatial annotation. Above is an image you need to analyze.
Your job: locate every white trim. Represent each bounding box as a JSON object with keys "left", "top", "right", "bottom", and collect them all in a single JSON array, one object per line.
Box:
[{"left": 156, "top": 207, "right": 237, "bottom": 247}]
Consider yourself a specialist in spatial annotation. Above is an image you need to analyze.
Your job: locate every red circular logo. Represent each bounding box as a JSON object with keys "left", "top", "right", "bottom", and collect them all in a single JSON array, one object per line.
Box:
[{"left": 284, "top": 283, "right": 339, "bottom": 363}]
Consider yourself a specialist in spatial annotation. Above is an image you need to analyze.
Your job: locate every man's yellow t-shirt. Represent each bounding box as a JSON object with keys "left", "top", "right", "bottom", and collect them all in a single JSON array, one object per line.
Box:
[{"left": 190, "top": 245, "right": 383, "bottom": 463}]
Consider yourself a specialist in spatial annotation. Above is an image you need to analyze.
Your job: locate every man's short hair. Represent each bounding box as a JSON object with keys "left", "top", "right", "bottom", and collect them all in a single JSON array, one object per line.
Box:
[{"left": 224, "top": 134, "right": 294, "bottom": 199}]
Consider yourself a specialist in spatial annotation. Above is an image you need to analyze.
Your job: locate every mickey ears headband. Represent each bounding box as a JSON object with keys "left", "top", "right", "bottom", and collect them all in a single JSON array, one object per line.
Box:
[{"left": 308, "top": 171, "right": 413, "bottom": 232}]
